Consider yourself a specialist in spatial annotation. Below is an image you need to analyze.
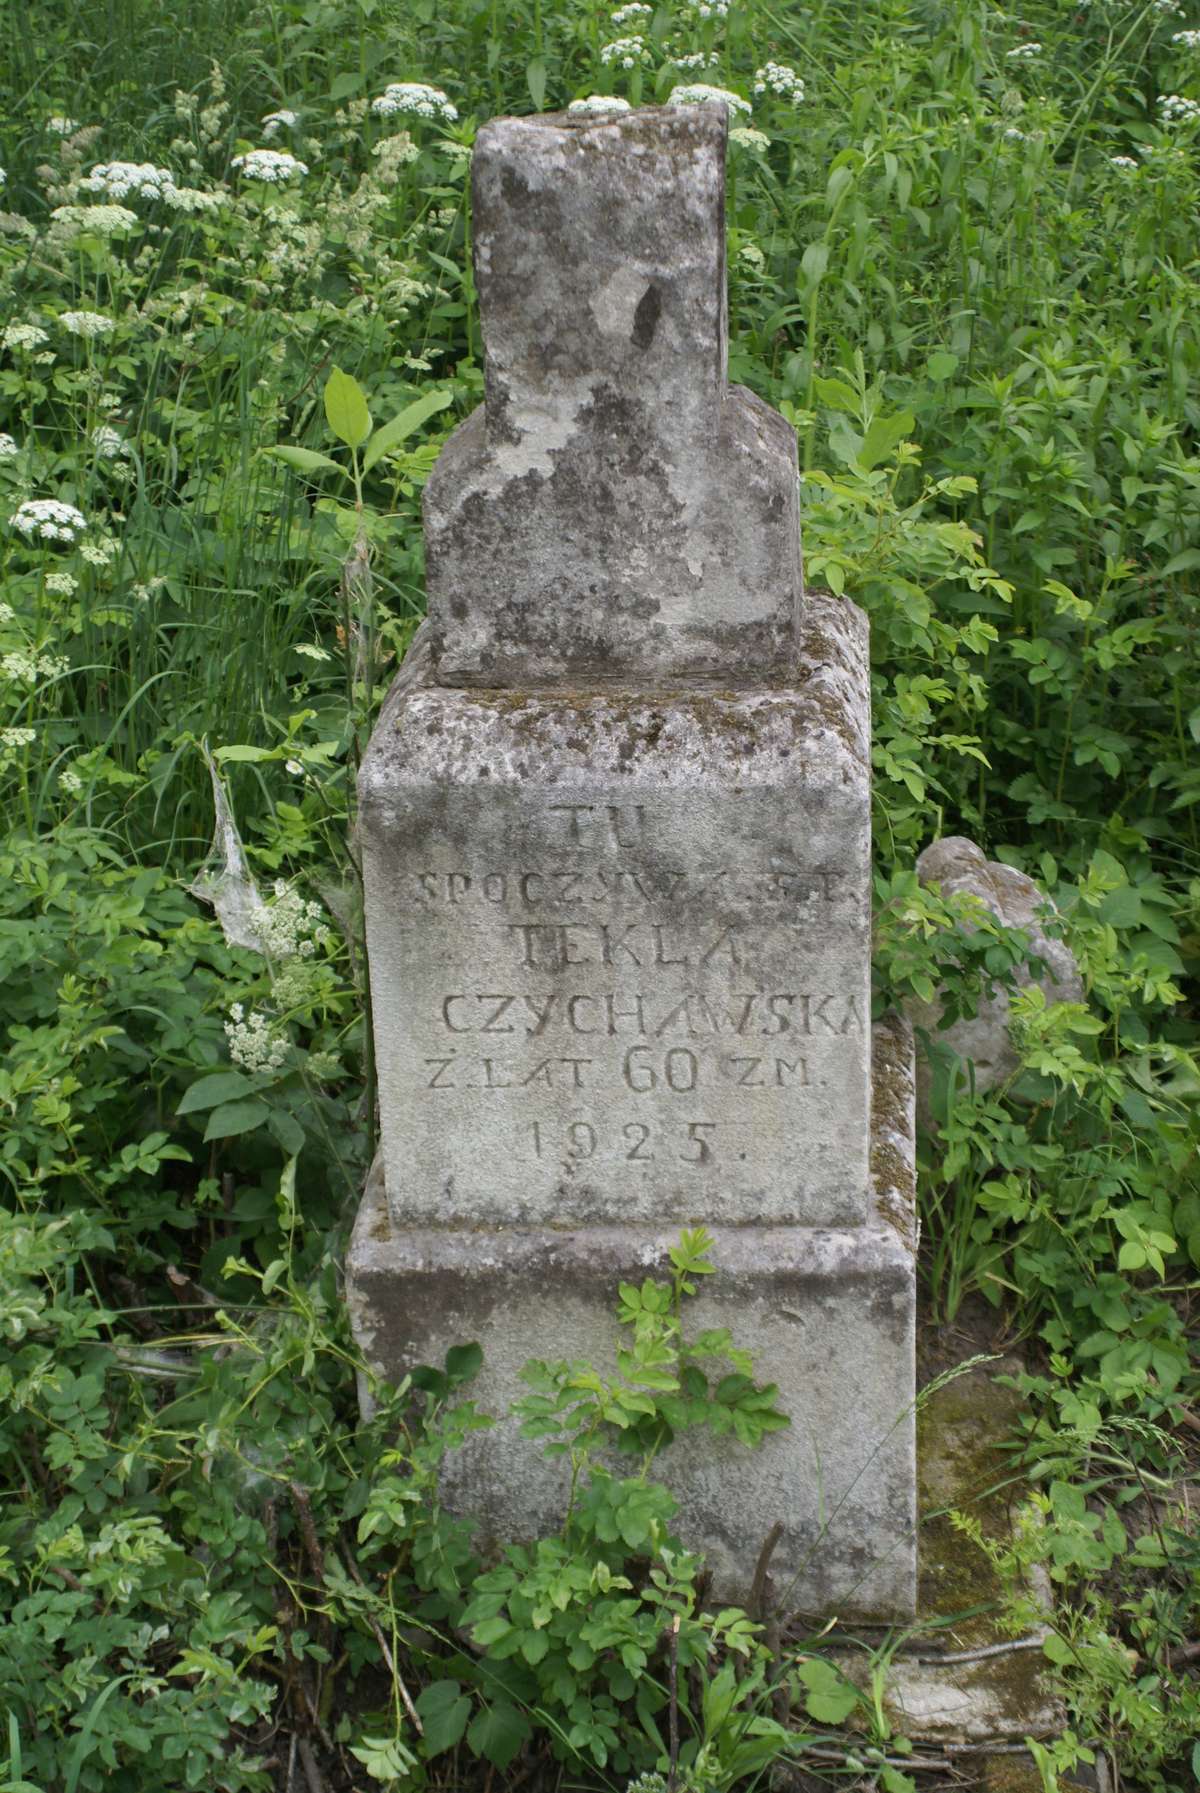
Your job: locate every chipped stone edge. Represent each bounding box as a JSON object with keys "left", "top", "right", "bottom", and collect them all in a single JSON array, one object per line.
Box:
[{"left": 359, "top": 592, "right": 870, "bottom": 807}]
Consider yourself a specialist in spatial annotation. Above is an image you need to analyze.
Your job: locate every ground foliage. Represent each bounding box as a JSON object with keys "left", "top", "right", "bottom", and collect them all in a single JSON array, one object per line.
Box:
[{"left": 1, "top": 0, "right": 1199, "bottom": 1786}]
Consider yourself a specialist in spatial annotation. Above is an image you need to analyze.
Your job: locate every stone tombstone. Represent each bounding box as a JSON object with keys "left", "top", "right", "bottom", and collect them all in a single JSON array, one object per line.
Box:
[{"left": 348, "top": 104, "right": 918, "bottom": 1619}]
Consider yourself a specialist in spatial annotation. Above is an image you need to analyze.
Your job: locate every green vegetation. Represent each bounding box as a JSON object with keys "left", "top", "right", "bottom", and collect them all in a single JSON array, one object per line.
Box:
[{"left": 1, "top": 0, "right": 1199, "bottom": 1785}]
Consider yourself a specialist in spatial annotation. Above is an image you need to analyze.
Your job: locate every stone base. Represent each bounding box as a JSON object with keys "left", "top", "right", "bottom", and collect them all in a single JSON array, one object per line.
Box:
[
  {"left": 827, "top": 1355, "right": 1077, "bottom": 1781},
  {"left": 346, "top": 1019, "right": 919, "bottom": 1621}
]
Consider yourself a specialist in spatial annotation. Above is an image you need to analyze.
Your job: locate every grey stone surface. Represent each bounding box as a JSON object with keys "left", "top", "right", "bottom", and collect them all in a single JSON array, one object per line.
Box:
[
  {"left": 347, "top": 1017, "right": 918, "bottom": 1619},
  {"left": 831, "top": 1355, "right": 1063, "bottom": 1748},
  {"left": 347, "top": 103, "right": 918, "bottom": 1621},
  {"left": 423, "top": 105, "right": 802, "bottom": 688},
  {"left": 360, "top": 596, "right": 872, "bottom": 1230},
  {"left": 911, "top": 835, "right": 1084, "bottom": 1113}
]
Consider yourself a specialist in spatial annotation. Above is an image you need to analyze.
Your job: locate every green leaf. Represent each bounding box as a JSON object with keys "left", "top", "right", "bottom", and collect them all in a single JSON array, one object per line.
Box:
[
  {"left": 799, "top": 241, "right": 829, "bottom": 287},
  {"left": 526, "top": 56, "right": 547, "bottom": 111},
  {"left": 263, "top": 445, "right": 343, "bottom": 477},
  {"left": 416, "top": 1680, "right": 472, "bottom": 1757},
  {"left": 926, "top": 350, "right": 959, "bottom": 381},
  {"left": 213, "top": 744, "right": 279, "bottom": 763},
  {"left": 269, "top": 1109, "right": 306, "bottom": 1155},
  {"left": 177, "top": 1071, "right": 256, "bottom": 1115},
  {"left": 324, "top": 366, "right": 372, "bottom": 449},
  {"left": 467, "top": 1701, "right": 530, "bottom": 1769},
  {"left": 329, "top": 70, "right": 365, "bottom": 101},
  {"left": 203, "top": 1098, "right": 272, "bottom": 1141},
  {"left": 445, "top": 1341, "right": 483, "bottom": 1383},
  {"left": 362, "top": 390, "right": 453, "bottom": 471},
  {"left": 813, "top": 375, "right": 859, "bottom": 414},
  {"left": 1162, "top": 548, "right": 1200, "bottom": 577},
  {"left": 795, "top": 1657, "right": 859, "bottom": 1724},
  {"left": 857, "top": 410, "right": 915, "bottom": 471},
  {"left": 471, "top": 1614, "right": 514, "bottom": 1649}
]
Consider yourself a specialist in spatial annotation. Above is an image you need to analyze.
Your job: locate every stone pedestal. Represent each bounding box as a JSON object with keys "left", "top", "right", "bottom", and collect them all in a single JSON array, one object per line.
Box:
[
  {"left": 349, "top": 596, "right": 918, "bottom": 1618},
  {"left": 345, "top": 103, "right": 918, "bottom": 1620},
  {"left": 350, "top": 1017, "right": 917, "bottom": 1618}
]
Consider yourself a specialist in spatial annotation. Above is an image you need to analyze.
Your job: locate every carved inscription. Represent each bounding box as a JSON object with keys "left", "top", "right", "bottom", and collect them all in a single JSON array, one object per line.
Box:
[
  {"left": 438, "top": 990, "right": 862, "bottom": 1038},
  {"left": 398, "top": 804, "right": 867, "bottom": 1202}
]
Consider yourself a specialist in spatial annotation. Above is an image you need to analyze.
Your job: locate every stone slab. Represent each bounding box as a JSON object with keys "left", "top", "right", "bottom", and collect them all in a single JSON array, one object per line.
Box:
[
  {"left": 359, "top": 593, "right": 871, "bottom": 1231},
  {"left": 909, "top": 836, "right": 1085, "bottom": 1127},
  {"left": 832, "top": 1356, "right": 1065, "bottom": 1756},
  {"left": 346, "top": 1017, "right": 918, "bottom": 1620},
  {"left": 423, "top": 105, "right": 802, "bottom": 687}
]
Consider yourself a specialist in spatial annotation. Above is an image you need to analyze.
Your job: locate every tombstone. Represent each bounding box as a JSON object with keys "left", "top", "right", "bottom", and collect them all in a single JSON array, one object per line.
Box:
[{"left": 347, "top": 103, "right": 918, "bottom": 1618}]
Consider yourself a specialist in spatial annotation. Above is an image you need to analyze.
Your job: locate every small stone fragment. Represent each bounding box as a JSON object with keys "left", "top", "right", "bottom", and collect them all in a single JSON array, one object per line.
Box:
[{"left": 911, "top": 835, "right": 1085, "bottom": 1120}]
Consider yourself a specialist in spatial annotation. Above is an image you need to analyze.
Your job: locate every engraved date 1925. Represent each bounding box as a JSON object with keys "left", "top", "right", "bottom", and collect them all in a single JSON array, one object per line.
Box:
[{"left": 526, "top": 1118, "right": 717, "bottom": 1165}]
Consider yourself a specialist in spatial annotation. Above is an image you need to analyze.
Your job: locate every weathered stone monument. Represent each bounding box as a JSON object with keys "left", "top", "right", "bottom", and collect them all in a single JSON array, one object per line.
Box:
[{"left": 347, "top": 103, "right": 918, "bottom": 1618}]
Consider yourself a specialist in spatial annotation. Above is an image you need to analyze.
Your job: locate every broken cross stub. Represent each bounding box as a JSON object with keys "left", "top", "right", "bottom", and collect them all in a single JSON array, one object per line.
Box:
[
  {"left": 424, "top": 105, "right": 803, "bottom": 687},
  {"left": 349, "top": 102, "right": 918, "bottom": 1620}
]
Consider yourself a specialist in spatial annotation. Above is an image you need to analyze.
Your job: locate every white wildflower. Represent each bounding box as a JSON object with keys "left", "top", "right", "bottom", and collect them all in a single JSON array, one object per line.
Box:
[
  {"left": 45, "top": 571, "right": 77, "bottom": 596},
  {"left": 132, "top": 575, "right": 166, "bottom": 601},
  {"left": 371, "top": 82, "right": 459, "bottom": 122},
  {"left": 1159, "top": 92, "right": 1200, "bottom": 121},
  {"left": 305, "top": 1050, "right": 342, "bottom": 1082},
  {"left": 280, "top": 959, "right": 336, "bottom": 1017},
  {"left": 47, "top": 115, "right": 80, "bottom": 136},
  {"left": 262, "top": 109, "right": 298, "bottom": 138},
  {"left": 599, "top": 35, "right": 650, "bottom": 67},
  {"left": 50, "top": 202, "right": 140, "bottom": 237},
  {"left": 1006, "top": 41, "right": 1042, "bottom": 57},
  {"left": 754, "top": 61, "right": 804, "bottom": 102},
  {"left": 686, "top": 0, "right": 729, "bottom": 16},
  {"left": 225, "top": 1003, "right": 288, "bottom": 1073},
  {"left": 161, "top": 183, "right": 224, "bottom": 212},
  {"left": 1154, "top": 0, "right": 1183, "bottom": 12},
  {"left": 371, "top": 131, "right": 420, "bottom": 182},
  {"left": 1, "top": 726, "right": 35, "bottom": 747},
  {"left": 738, "top": 240, "right": 766, "bottom": 272},
  {"left": 10, "top": 499, "right": 87, "bottom": 544},
  {"left": 81, "top": 161, "right": 176, "bottom": 201},
  {"left": 1110, "top": 154, "right": 1139, "bottom": 168},
  {"left": 2, "top": 649, "right": 69, "bottom": 681},
  {"left": 0, "top": 434, "right": 17, "bottom": 458},
  {"left": 61, "top": 310, "right": 115, "bottom": 338},
  {"left": 252, "top": 879, "right": 331, "bottom": 960},
  {"left": 611, "top": 2, "right": 652, "bottom": 21},
  {"left": 59, "top": 766, "right": 83, "bottom": 793},
  {"left": 91, "top": 424, "right": 128, "bottom": 459},
  {"left": 80, "top": 536, "right": 118, "bottom": 565},
  {"left": 729, "top": 125, "right": 770, "bottom": 152},
  {"left": 230, "top": 148, "right": 308, "bottom": 181},
  {"left": 668, "top": 83, "right": 751, "bottom": 116},
  {"left": 567, "top": 93, "right": 634, "bottom": 117},
  {"left": 1172, "top": 27, "right": 1200, "bottom": 44},
  {"left": 285, "top": 758, "right": 303, "bottom": 775},
  {"left": 2, "top": 322, "right": 49, "bottom": 352},
  {"left": 671, "top": 51, "right": 721, "bottom": 70},
  {"left": 567, "top": 94, "right": 633, "bottom": 115}
]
